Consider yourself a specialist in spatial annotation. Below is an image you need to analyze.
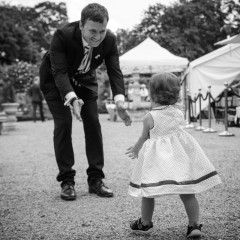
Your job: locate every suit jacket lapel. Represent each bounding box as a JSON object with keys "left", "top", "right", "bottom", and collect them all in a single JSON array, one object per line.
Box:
[
  {"left": 73, "top": 26, "right": 85, "bottom": 69},
  {"left": 92, "top": 46, "right": 103, "bottom": 62}
]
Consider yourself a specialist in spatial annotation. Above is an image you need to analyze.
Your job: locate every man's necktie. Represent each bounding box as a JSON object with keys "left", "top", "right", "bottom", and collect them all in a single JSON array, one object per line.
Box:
[{"left": 78, "top": 45, "right": 92, "bottom": 74}]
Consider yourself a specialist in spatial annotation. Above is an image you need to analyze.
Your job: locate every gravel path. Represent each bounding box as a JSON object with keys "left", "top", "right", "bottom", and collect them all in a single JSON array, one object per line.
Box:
[{"left": 0, "top": 115, "right": 240, "bottom": 240}]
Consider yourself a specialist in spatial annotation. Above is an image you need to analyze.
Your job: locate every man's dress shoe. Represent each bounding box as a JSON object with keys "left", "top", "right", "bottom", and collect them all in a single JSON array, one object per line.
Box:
[
  {"left": 60, "top": 182, "right": 76, "bottom": 200},
  {"left": 89, "top": 180, "right": 113, "bottom": 197}
]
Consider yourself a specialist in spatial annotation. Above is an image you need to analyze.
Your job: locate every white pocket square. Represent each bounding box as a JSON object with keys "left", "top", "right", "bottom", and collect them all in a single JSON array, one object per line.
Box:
[{"left": 95, "top": 54, "right": 100, "bottom": 59}]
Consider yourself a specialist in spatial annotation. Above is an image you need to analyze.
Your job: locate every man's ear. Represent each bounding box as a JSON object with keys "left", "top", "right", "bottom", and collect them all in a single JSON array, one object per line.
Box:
[{"left": 79, "top": 21, "right": 83, "bottom": 30}]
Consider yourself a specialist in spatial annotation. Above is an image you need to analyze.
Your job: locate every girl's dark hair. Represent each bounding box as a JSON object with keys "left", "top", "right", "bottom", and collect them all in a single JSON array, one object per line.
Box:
[
  {"left": 149, "top": 72, "right": 181, "bottom": 105},
  {"left": 81, "top": 3, "right": 109, "bottom": 26}
]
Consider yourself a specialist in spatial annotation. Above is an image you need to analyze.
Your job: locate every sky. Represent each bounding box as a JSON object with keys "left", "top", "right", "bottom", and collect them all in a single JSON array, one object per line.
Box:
[{"left": 7, "top": 0, "right": 177, "bottom": 31}]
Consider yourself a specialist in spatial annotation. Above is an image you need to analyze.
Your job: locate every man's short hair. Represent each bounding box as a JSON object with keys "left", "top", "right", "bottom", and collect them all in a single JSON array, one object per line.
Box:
[{"left": 81, "top": 3, "right": 109, "bottom": 26}]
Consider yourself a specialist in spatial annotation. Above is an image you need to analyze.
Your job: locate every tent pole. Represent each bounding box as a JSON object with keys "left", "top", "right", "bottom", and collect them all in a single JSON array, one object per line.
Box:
[
  {"left": 203, "top": 86, "right": 216, "bottom": 133},
  {"left": 195, "top": 88, "right": 205, "bottom": 131},
  {"left": 185, "top": 89, "right": 194, "bottom": 128}
]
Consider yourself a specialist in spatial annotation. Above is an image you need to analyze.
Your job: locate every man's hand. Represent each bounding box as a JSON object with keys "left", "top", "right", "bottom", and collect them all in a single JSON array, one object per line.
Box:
[
  {"left": 72, "top": 99, "right": 84, "bottom": 121},
  {"left": 116, "top": 101, "right": 132, "bottom": 126}
]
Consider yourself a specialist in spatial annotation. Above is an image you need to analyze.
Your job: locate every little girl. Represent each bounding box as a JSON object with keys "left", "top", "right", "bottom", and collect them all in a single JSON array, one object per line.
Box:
[{"left": 126, "top": 72, "right": 222, "bottom": 238}]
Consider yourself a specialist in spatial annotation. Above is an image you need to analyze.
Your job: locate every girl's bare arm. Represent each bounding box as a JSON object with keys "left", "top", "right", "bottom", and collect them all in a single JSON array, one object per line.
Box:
[{"left": 126, "top": 113, "right": 153, "bottom": 159}]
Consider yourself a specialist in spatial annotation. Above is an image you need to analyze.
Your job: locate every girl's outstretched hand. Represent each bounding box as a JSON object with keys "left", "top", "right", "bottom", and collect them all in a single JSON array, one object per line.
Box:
[{"left": 126, "top": 146, "right": 137, "bottom": 159}]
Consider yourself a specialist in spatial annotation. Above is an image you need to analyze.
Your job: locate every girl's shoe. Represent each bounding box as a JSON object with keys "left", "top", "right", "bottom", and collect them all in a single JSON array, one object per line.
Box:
[
  {"left": 187, "top": 224, "right": 203, "bottom": 238},
  {"left": 130, "top": 218, "right": 153, "bottom": 234}
]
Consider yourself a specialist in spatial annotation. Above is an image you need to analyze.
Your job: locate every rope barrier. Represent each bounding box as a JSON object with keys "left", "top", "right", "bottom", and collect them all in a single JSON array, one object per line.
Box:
[
  {"left": 186, "top": 82, "right": 239, "bottom": 136},
  {"left": 201, "top": 91, "right": 209, "bottom": 101}
]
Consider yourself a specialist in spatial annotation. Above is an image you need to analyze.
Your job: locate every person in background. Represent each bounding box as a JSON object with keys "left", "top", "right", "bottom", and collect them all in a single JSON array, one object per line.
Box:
[
  {"left": 0, "top": 79, "right": 5, "bottom": 110},
  {"left": 3, "top": 80, "right": 15, "bottom": 103},
  {"left": 126, "top": 72, "right": 221, "bottom": 237},
  {"left": 140, "top": 84, "right": 149, "bottom": 102},
  {"left": 28, "top": 76, "right": 45, "bottom": 122},
  {"left": 127, "top": 83, "right": 134, "bottom": 102},
  {"left": 39, "top": 3, "right": 131, "bottom": 201}
]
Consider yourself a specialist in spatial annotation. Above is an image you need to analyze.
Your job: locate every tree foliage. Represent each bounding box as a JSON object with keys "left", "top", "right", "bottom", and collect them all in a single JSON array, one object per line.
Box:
[
  {"left": 221, "top": 0, "right": 240, "bottom": 35},
  {"left": 0, "top": 1, "right": 68, "bottom": 64},
  {"left": 1, "top": 0, "right": 240, "bottom": 64},
  {"left": 116, "top": 0, "right": 240, "bottom": 61},
  {"left": 116, "top": 29, "right": 140, "bottom": 55},
  {"left": 34, "top": 1, "right": 68, "bottom": 50}
]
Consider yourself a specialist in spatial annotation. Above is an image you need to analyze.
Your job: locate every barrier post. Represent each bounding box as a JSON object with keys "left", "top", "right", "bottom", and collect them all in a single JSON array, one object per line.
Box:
[
  {"left": 219, "top": 82, "right": 234, "bottom": 137},
  {"left": 185, "top": 89, "right": 194, "bottom": 128},
  {"left": 194, "top": 93, "right": 197, "bottom": 117},
  {"left": 203, "top": 85, "right": 216, "bottom": 133},
  {"left": 195, "top": 88, "right": 205, "bottom": 131}
]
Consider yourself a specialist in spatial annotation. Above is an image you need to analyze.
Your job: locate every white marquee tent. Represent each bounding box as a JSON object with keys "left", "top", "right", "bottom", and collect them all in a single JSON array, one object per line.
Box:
[
  {"left": 214, "top": 34, "right": 240, "bottom": 45},
  {"left": 119, "top": 37, "right": 189, "bottom": 75},
  {"left": 184, "top": 43, "right": 240, "bottom": 115}
]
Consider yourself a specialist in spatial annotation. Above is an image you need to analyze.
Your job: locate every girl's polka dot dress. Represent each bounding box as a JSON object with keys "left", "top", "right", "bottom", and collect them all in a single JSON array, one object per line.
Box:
[{"left": 129, "top": 105, "right": 222, "bottom": 198}]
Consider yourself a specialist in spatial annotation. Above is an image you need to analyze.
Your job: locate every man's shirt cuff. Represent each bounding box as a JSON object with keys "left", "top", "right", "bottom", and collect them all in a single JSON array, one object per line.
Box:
[
  {"left": 64, "top": 92, "right": 77, "bottom": 106},
  {"left": 114, "top": 94, "right": 125, "bottom": 103}
]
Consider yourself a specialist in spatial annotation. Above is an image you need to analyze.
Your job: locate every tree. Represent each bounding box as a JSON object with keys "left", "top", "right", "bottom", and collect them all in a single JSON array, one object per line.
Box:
[
  {"left": 116, "top": 0, "right": 240, "bottom": 60},
  {"left": 221, "top": 0, "right": 240, "bottom": 36},
  {"left": 116, "top": 29, "right": 141, "bottom": 55},
  {"left": 0, "top": 1, "right": 68, "bottom": 64},
  {"left": 0, "top": 5, "right": 34, "bottom": 64},
  {"left": 34, "top": 1, "right": 68, "bottom": 51},
  {"left": 135, "top": 0, "right": 229, "bottom": 60}
]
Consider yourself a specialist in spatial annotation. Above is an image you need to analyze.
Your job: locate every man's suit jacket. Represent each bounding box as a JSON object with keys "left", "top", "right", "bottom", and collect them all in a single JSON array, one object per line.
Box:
[{"left": 40, "top": 21, "right": 125, "bottom": 100}]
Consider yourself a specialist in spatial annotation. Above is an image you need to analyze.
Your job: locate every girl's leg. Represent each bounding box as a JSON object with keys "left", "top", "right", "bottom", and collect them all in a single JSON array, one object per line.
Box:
[
  {"left": 179, "top": 194, "right": 199, "bottom": 226},
  {"left": 141, "top": 197, "right": 155, "bottom": 225}
]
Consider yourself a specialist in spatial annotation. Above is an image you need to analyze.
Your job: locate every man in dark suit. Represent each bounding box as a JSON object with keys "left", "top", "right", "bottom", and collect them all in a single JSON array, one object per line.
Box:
[{"left": 39, "top": 3, "right": 131, "bottom": 200}]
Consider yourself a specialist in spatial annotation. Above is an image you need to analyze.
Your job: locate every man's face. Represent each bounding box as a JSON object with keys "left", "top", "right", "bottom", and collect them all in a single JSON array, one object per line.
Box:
[{"left": 80, "top": 18, "right": 108, "bottom": 47}]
